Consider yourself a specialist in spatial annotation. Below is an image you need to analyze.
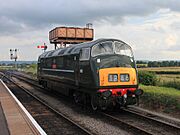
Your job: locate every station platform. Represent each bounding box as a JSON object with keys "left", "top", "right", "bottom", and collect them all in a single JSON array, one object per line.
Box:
[{"left": 0, "top": 79, "right": 46, "bottom": 135}]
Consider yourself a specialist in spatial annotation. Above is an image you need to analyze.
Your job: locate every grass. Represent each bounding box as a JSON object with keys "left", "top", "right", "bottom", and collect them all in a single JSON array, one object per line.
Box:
[
  {"left": 0, "top": 66, "right": 14, "bottom": 70},
  {"left": 23, "top": 66, "right": 37, "bottom": 75},
  {"left": 138, "top": 67, "right": 180, "bottom": 74},
  {"left": 138, "top": 67, "right": 180, "bottom": 72},
  {"left": 138, "top": 67, "right": 180, "bottom": 89},
  {"left": 138, "top": 70, "right": 180, "bottom": 117},
  {"left": 21, "top": 64, "right": 37, "bottom": 79},
  {"left": 139, "top": 85, "right": 180, "bottom": 116},
  {"left": 156, "top": 74, "right": 180, "bottom": 89},
  {"left": 157, "top": 74, "right": 180, "bottom": 81},
  {"left": 136, "top": 64, "right": 148, "bottom": 68},
  {"left": 140, "top": 85, "right": 180, "bottom": 97}
]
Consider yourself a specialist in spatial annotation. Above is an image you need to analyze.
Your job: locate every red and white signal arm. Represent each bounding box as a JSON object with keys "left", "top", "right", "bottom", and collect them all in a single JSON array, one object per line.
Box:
[{"left": 37, "top": 45, "right": 47, "bottom": 50}]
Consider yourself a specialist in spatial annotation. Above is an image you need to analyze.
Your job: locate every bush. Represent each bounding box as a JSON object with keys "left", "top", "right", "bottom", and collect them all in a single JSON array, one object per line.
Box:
[{"left": 138, "top": 71, "right": 157, "bottom": 85}]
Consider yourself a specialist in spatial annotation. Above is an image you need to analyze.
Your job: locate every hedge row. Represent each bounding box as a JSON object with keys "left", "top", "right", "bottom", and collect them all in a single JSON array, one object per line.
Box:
[
  {"left": 154, "top": 71, "right": 180, "bottom": 75},
  {"left": 138, "top": 71, "right": 157, "bottom": 86}
]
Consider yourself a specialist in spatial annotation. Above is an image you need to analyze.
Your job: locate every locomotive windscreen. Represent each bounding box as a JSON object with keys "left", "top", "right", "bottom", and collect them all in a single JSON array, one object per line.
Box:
[
  {"left": 91, "top": 41, "right": 135, "bottom": 69},
  {"left": 91, "top": 41, "right": 133, "bottom": 57}
]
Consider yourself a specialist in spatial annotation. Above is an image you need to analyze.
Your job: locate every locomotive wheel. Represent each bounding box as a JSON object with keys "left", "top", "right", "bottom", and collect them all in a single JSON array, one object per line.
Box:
[
  {"left": 100, "top": 104, "right": 107, "bottom": 110},
  {"left": 100, "top": 106, "right": 107, "bottom": 110},
  {"left": 73, "top": 92, "right": 81, "bottom": 104},
  {"left": 99, "top": 99, "right": 108, "bottom": 110},
  {"left": 91, "top": 95, "right": 98, "bottom": 111},
  {"left": 114, "top": 103, "right": 121, "bottom": 110}
]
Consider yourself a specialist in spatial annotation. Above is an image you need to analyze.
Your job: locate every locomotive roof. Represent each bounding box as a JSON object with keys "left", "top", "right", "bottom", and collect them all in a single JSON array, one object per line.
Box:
[{"left": 38, "top": 38, "right": 128, "bottom": 59}]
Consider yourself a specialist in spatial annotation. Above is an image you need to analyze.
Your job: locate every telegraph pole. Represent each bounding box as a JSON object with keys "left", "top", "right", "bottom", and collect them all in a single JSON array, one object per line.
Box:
[{"left": 10, "top": 49, "right": 18, "bottom": 70}]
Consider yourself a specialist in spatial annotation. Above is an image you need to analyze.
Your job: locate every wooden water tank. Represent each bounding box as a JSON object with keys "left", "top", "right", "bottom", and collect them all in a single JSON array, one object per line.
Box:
[{"left": 49, "top": 27, "right": 94, "bottom": 44}]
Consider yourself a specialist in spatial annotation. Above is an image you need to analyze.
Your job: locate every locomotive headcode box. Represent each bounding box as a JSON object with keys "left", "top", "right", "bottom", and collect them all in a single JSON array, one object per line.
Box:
[{"left": 49, "top": 27, "right": 94, "bottom": 44}]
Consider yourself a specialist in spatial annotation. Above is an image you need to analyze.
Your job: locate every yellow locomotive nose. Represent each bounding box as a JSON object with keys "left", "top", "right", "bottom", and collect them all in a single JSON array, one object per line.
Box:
[{"left": 99, "top": 67, "right": 137, "bottom": 86}]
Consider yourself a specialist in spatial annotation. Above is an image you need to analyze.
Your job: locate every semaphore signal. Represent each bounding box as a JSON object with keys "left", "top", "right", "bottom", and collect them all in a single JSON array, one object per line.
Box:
[
  {"left": 10, "top": 48, "right": 18, "bottom": 69},
  {"left": 37, "top": 43, "right": 47, "bottom": 52}
]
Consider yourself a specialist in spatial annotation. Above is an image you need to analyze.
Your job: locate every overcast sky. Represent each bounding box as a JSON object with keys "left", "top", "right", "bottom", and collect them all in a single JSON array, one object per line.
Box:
[{"left": 0, "top": 0, "right": 180, "bottom": 61}]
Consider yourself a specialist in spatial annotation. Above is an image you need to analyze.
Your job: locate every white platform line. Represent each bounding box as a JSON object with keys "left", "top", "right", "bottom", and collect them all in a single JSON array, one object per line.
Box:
[{"left": 0, "top": 79, "right": 47, "bottom": 135}]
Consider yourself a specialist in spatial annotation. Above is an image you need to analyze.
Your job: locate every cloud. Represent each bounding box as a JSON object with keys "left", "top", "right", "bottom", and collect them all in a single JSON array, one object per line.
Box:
[
  {"left": 94, "top": 10, "right": 180, "bottom": 60},
  {"left": 0, "top": 16, "right": 26, "bottom": 35},
  {"left": 0, "top": 0, "right": 180, "bottom": 60},
  {"left": 165, "top": 34, "right": 177, "bottom": 47},
  {"left": 161, "top": 50, "right": 180, "bottom": 59},
  {"left": 1, "top": 0, "right": 180, "bottom": 35}
]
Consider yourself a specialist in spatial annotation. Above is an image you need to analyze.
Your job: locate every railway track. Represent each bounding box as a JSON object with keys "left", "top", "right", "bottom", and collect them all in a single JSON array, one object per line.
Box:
[
  {"left": 1, "top": 74, "right": 94, "bottom": 135},
  {"left": 123, "top": 108, "right": 180, "bottom": 131},
  {"left": 101, "top": 112, "right": 153, "bottom": 135},
  {"left": 102, "top": 109, "right": 180, "bottom": 135},
  {"left": 5, "top": 71, "right": 180, "bottom": 135}
]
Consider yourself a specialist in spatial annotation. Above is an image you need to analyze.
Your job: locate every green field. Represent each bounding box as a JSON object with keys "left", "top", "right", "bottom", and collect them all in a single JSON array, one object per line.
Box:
[
  {"left": 138, "top": 67, "right": 180, "bottom": 72},
  {"left": 138, "top": 67, "right": 180, "bottom": 89},
  {"left": 138, "top": 67, "right": 180, "bottom": 74},
  {"left": 138, "top": 67, "right": 180, "bottom": 117},
  {"left": 157, "top": 74, "right": 180, "bottom": 83},
  {"left": 0, "top": 64, "right": 38, "bottom": 78},
  {"left": 139, "top": 85, "right": 180, "bottom": 117},
  {"left": 136, "top": 64, "right": 148, "bottom": 68},
  {"left": 0, "top": 66, "right": 13, "bottom": 70},
  {"left": 23, "top": 65, "right": 37, "bottom": 75},
  {"left": 21, "top": 64, "right": 37, "bottom": 79}
]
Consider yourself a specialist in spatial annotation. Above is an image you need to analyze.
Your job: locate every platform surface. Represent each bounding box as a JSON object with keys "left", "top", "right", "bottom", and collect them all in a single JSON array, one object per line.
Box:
[
  {"left": 0, "top": 79, "right": 46, "bottom": 135},
  {"left": 0, "top": 102, "right": 10, "bottom": 135}
]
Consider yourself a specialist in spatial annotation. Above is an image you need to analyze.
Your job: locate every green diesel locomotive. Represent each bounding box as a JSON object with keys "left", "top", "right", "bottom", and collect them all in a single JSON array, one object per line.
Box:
[{"left": 37, "top": 39, "right": 143, "bottom": 110}]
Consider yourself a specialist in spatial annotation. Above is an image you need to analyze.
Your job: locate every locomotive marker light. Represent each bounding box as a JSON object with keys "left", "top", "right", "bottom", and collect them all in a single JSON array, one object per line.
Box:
[{"left": 97, "top": 58, "right": 101, "bottom": 63}]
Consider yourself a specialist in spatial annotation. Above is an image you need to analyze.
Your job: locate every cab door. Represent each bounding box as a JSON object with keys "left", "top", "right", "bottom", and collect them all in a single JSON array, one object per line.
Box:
[
  {"left": 74, "top": 55, "right": 80, "bottom": 86},
  {"left": 79, "top": 48, "right": 92, "bottom": 87}
]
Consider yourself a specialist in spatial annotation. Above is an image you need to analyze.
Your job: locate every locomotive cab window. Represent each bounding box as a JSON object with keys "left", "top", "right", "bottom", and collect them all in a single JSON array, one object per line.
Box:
[
  {"left": 80, "top": 48, "right": 90, "bottom": 61},
  {"left": 91, "top": 41, "right": 113, "bottom": 57},
  {"left": 114, "top": 42, "right": 133, "bottom": 57}
]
